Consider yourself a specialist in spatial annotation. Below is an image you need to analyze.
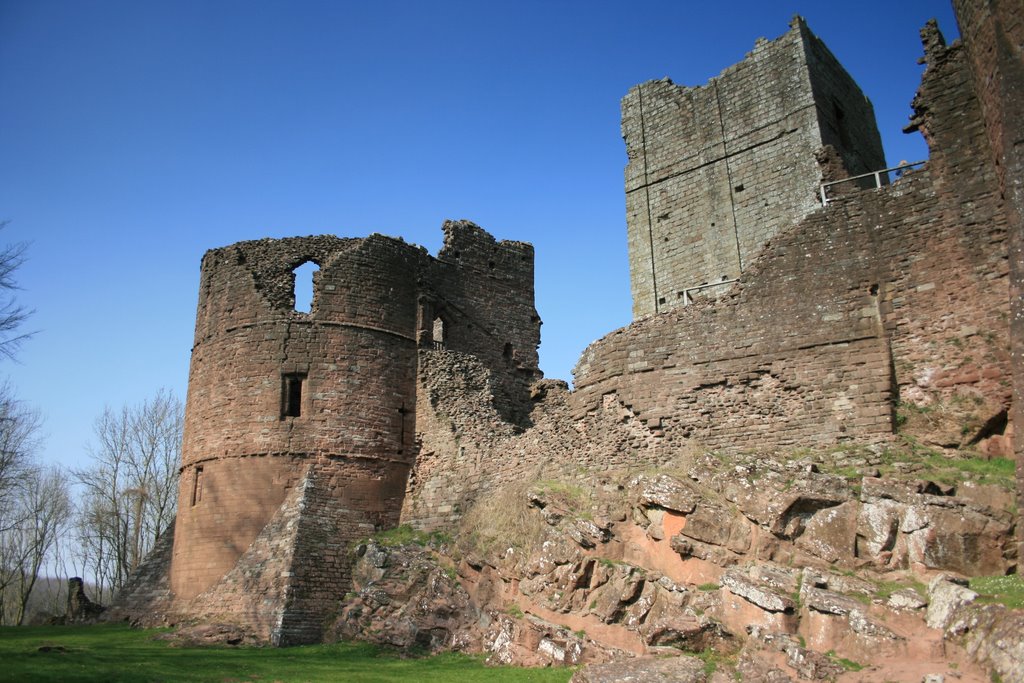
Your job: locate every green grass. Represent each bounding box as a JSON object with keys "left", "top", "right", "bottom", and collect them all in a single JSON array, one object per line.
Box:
[
  {"left": 369, "top": 524, "right": 451, "bottom": 548},
  {"left": 874, "top": 578, "right": 927, "bottom": 601},
  {"left": 532, "top": 481, "right": 593, "bottom": 518},
  {"left": 915, "top": 452, "right": 1015, "bottom": 488},
  {"left": 687, "top": 647, "right": 736, "bottom": 676},
  {"left": 0, "top": 624, "right": 572, "bottom": 683},
  {"left": 970, "top": 575, "right": 1024, "bottom": 609},
  {"left": 814, "top": 437, "right": 1015, "bottom": 492},
  {"left": 825, "top": 650, "right": 865, "bottom": 672}
]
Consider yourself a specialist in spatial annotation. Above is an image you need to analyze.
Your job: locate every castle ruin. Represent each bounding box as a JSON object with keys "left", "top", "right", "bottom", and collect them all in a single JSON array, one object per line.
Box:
[{"left": 109, "top": 1, "right": 1022, "bottom": 656}]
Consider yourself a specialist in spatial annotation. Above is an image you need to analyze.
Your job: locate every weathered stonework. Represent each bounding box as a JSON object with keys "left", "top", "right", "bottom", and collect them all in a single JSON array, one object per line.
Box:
[
  {"left": 111, "top": 221, "right": 541, "bottom": 642},
  {"left": 576, "top": 17, "right": 1012, "bottom": 457},
  {"left": 949, "top": 0, "right": 1024, "bottom": 558},
  {"left": 110, "top": 1, "right": 1020, "bottom": 654},
  {"left": 624, "top": 16, "right": 885, "bottom": 318}
]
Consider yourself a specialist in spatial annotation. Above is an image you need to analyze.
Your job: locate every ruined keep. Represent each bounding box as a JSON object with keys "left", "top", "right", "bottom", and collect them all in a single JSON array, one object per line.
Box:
[
  {"left": 624, "top": 17, "right": 885, "bottom": 317},
  {"left": 109, "top": 3, "right": 1021, "bottom": 661},
  {"left": 116, "top": 223, "right": 541, "bottom": 644}
]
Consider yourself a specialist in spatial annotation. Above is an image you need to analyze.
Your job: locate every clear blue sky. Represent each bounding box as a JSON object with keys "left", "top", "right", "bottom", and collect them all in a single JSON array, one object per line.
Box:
[{"left": 0, "top": 0, "right": 958, "bottom": 470}]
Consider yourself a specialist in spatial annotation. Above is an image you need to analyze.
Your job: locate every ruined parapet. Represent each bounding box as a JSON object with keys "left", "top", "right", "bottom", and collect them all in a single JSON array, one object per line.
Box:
[
  {"left": 624, "top": 16, "right": 885, "bottom": 317},
  {"left": 427, "top": 220, "right": 543, "bottom": 426}
]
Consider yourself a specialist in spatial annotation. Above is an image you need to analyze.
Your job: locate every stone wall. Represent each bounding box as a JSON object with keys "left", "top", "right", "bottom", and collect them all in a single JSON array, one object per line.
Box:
[
  {"left": 403, "top": 353, "right": 676, "bottom": 530},
  {"left": 623, "top": 17, "right": 885, "bottom": 318},
  {"left": 949, "top": 0, "right": 1024, "bottom": 557},
  {"left": 581, "top": 19, "right": 1010, "bottom": 454}
]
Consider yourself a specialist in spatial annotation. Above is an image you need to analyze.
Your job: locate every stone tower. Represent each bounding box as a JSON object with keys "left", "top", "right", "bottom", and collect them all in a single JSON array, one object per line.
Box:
[
  {"left": 623, "top": 16, "right": 886, "bottom": 318},
  {"left": 166, "top": 221, "right": 540, "bottom": 644}
]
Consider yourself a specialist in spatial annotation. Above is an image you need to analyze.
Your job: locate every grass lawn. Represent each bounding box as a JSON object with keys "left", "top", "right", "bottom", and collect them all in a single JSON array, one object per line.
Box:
[
  {"left": 0, "top": 624, "right": 573, "bottom": 683},
  {"left": 970, "top": 574, "right": 1024, "bottom": 610}
]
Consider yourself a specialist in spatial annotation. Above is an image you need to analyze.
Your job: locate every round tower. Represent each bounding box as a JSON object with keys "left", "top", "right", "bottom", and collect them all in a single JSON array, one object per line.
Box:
[{"left": 170, "top": 235, "right": 424, "bottom": 600}]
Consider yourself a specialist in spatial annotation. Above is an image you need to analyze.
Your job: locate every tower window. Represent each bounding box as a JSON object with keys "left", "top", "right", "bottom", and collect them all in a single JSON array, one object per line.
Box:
[
  {"left": 281, "top": 373, "right": 306, "bottom": 418},
  {"left": 191, "top": 466, "right": 204, "bottom": 506},
  {"left": 292, "top": 261, "right": 320, "bottom": 313}
]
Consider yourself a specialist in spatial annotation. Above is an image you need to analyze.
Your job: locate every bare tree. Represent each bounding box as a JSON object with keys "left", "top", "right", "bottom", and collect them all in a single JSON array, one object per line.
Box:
[
  {"left": 2, "top": 466, "right": 71, "bottom": 624},
  {"left": 0, "top": 223, "right": 34, "bottom": 360},
  {"left": 0, "top": 385, "right": 42, "bottom": 524},
  {"left": 74, "top": 390, "right": 183, "bottom": 599},
  {"left": 0, "top": 386, "right": 71, "bottom": 625}
]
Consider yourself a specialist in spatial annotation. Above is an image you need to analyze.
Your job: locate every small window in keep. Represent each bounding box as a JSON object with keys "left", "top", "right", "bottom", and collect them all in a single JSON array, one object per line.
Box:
[
  {"left": 191, "top": 466, "right": 204, "bottom": 506},
  {"left": 281, "top": 373, "right": 306, "bottom": 418}
]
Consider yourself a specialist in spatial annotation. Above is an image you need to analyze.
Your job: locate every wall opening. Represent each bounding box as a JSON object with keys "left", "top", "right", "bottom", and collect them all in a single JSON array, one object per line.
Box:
[
  {"left": 191, "top": 466, "right": 204, "bottom": 506},
  {"left": 293, "top": 261, "right": 320, "bottom": 313},
  {"left": 833, "top": 100, "right": 852, "bottom": 149},
  {"left": 281, "top": 373, "right": 306, "bottom": 418},
  {"left": 432, "top": 317, "right": 446, "bottom": 349},
  {"left": 397, "top": 403, "right": 408, "bottom": 455}
]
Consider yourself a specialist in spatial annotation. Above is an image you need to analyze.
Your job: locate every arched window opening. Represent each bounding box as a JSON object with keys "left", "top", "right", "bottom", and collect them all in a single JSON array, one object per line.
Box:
[
  {"left": 293, "top": 261, "right": 320, "bottom": 313},
  {"left": 432, "top": 317, "right": 445, "bottom": 349}
]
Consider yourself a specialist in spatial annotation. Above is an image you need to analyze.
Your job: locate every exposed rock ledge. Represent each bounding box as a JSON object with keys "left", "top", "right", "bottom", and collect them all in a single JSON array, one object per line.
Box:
[{"left": 330, "top": 457, "right": 1021, "bottom": 682}]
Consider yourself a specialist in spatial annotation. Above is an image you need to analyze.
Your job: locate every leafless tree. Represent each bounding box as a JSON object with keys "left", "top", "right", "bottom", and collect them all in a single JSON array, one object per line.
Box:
[
  {"left": 0, "top": 222, "right": 34, "bottom": 361},
  {"left": 74, "top": 389, "right": 183, "bottom": 599},
  {"left": 0, "top": 386, "right": 72, "bottom": 624},
  {"left": 0, "top": 466, "right": 72, "bottom": 624}
]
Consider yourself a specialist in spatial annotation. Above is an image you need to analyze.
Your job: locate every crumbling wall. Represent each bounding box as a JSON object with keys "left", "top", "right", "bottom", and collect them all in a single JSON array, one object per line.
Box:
[
  {"left": 950, "top": 0, "right": 1024, "bottom": 557},
  {"left": 574, "top": 19, "right": 1011, "bottom": 456},
  {"left": 403, "top": 351, "right": 674, "bottom": 529},
  {"left": 623, "top": 17, "right": 886, "bottom": 318},
  {"left": 892, "top": 21, "right": 1012, "bottom": 450},
  {"left": 104, "top": 522, "right": 176, "bottom": 624},
  {"left": 404, "top": 13, "right": 1013, "bottom": 534},
  {"left": 426, "top": 221, "right": 542, "bottom": 426},
  {"left": 116, "top": 220, "right": 540, "bottom": 640}
]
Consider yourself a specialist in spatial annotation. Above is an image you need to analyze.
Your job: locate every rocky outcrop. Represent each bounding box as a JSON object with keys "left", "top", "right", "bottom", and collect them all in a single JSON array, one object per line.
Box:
[
  {"left": 336, "top": 462, "right": 1018, "bottom": 681},
  {"left": 636, "top": 452, "right": 1018, "bottom": 577},
  {"left": 328, "top": 539, "right": 482, "bottom": 653},
  {"left": 570, "top": 656, "right": 708, "bottom": 683},
  {"left": 927, "top": 575, "right": 1024, "bottom": 683}
]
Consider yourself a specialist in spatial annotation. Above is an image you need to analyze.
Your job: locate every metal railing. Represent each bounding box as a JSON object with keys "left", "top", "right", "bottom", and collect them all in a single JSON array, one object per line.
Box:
[{"left": 819, "top": 160, "right": 925, "bottom": 205}]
